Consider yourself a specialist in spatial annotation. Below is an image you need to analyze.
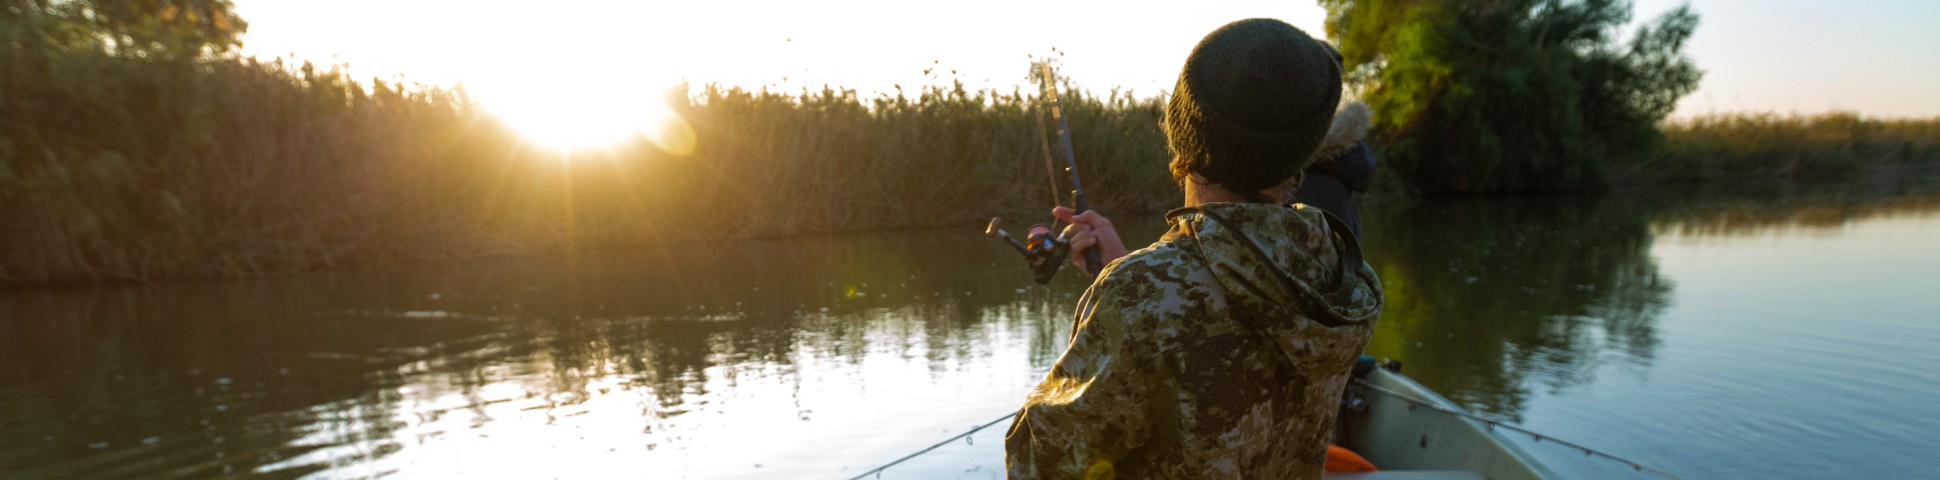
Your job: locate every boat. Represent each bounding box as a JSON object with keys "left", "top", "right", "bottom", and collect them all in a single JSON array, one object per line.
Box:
[
  {"left": 854, "top": 357, "right": 1590, "bottom": 480},
  {"left": 1326, "top": 357, "right": 1560, "bottom": 480}
]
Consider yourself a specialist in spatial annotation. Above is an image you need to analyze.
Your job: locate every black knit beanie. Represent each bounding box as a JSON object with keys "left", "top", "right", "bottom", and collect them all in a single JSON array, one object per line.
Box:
[{"left": 1166, "top": 18, "right": 1342, "bottom": 199}]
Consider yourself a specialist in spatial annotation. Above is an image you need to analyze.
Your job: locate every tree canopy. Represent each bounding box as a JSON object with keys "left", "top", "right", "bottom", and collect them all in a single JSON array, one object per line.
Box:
[
  {"left": 1321, "top": 0, "right": 1701, "bottom": 193},
  {"left": 4, "top": 0, "right": 246, "bottom": 59}
]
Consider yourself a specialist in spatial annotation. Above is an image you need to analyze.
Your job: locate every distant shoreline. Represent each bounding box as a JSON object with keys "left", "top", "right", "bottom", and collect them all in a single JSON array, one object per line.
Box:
[
  {"left": 6, "top": 24, "right": 1937, "bottom": 288},
  {"left": 6, "top": 166, "right": 1936, "bottom": 291}
]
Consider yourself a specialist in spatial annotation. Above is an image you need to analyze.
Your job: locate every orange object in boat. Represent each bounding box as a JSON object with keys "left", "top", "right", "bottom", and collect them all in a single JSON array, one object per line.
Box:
[{"left": 1325, "top": 445, "right": 1379, "bottom": 472}]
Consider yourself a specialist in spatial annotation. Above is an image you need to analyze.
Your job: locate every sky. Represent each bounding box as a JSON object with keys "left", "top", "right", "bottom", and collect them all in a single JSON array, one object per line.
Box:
[
  {"left": 1629, "top": 0, "right": 1940, "bottom": 117},
  {"left": 231, "top": 0, "right": 1940, "bottom": 147}
]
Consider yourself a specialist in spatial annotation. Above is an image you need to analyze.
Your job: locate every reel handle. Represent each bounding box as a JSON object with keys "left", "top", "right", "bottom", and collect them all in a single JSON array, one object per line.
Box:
[{"left": 986, "top": 217, "right": 1030, "bottom": 256}]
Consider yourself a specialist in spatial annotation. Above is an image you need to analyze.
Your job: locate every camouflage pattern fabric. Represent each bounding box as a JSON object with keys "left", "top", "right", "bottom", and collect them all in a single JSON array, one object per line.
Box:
[{"left": 1005, "top": 202, "right": 1383, "bottom": 479}]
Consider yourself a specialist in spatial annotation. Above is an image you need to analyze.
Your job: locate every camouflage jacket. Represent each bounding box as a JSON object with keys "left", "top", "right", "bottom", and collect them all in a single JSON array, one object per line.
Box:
[{"left": 1005, "top": 202, "right": 1383, "bottom": 479}]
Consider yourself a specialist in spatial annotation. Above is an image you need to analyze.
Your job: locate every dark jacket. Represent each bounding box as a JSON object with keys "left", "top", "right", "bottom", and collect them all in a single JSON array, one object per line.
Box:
[{"left": 1293, "top": 102, "right": 1375, "bottom": 236}]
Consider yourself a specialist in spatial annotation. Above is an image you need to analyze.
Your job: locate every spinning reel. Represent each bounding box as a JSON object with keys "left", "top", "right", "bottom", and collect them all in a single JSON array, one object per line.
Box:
[{"left": 984, "top": 217, "right": 1069, "bottom": 285}]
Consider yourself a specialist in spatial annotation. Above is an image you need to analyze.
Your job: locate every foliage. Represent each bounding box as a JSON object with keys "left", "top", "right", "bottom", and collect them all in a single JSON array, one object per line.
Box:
[
  {"left": 33, "top": 0, "right": 247, "bottom": 59},
  {"left": 1321, "top": 0, "right": 1702, "bottom": 193}
]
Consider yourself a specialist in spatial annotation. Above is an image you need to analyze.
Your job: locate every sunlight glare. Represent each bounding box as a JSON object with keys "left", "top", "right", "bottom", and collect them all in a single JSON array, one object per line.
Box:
[
  {"left": 446, "top": 1, "right": 695, "bottom": 155},
  {"left": 479, "top": 74, "right": 681, "bottom": 154}
]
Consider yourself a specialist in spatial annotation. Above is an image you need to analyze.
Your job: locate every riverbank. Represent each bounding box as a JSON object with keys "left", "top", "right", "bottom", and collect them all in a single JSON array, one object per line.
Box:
[
  {"left": 1625, "top": 112, "right": 1940, "bottom": 183},
  {"left": 1, "top": 72, "right": 1179, "bottom": 287},
  {"left": 6, "top": 21, "right": 1938, "bottom": 287},
  {"left": 7, "top": 74, "right": 1937, "bottom": 289}
]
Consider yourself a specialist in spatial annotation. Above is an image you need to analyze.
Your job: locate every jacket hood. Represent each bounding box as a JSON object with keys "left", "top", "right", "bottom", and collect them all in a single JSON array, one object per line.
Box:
[
  {"left": 1304, "top": 101, "right": 1377, "bottom": 192},
  {"left": 1311, "top": 100, "right": 1372, "bottom": 161},
  {"left": 1164, "top": 202, "right": 1382, "bottom": 327}
]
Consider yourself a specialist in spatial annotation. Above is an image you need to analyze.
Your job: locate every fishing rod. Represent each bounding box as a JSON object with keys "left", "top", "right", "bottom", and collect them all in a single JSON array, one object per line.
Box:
[
  {"left": 1038, "top": 61, "right": 1105, "bottom": 277},
  {"left": 842, "top": 412, "right": 1015, "bottom": 480},
  {"left": 984, "top": 60, "right": 1103, "bottom": 284}
]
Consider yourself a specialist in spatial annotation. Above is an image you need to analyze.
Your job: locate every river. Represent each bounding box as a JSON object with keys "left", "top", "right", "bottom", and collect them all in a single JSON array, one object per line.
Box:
[{"left": 4, "top": 178, "right": 1938, "bottom": 479}]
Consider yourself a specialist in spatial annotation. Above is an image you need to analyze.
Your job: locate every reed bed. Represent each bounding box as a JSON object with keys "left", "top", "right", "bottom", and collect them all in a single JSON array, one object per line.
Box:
[
  {"left": 1, "top": 41, "right": 1176, "bottom": 286},
  {"left": 1637, "top": 112, "right": 1940, "bottom": 182},
  {"left": 8, "top": 31, "right": 1940, "bottom": 287}
]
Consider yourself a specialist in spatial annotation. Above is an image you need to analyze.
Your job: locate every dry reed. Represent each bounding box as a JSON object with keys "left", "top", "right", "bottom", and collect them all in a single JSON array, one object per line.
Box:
[{"left": 1, "top": 45, "right": 1175, "bottom": 286}]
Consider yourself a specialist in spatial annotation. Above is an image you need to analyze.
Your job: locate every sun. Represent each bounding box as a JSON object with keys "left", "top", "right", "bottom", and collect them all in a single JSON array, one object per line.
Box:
[{"left": 479, "top": 73, "right": 684, "bottom": 154}]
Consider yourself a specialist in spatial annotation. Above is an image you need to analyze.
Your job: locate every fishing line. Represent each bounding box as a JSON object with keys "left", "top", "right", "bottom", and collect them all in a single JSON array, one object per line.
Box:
[
  {"left": 1352, "top": 378, "right": 1684, "bottom": 480},
  {"left": 840, "top": 379, "right": 1684, "bottom": 479},
  {"left": 842, "top": 412, "right": 1015, "bottom": 480}
]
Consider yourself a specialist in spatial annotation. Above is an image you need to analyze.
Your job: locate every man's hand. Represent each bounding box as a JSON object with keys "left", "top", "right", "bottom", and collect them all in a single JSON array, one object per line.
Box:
[{"left": 1052, "top": 206, "right": 1129, "bottom": 273}]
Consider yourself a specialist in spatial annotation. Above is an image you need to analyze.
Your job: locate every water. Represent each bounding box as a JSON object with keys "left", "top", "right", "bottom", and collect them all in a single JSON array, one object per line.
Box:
[{"left": 3, "top": 179, "right": 1938, "bottom": 479}]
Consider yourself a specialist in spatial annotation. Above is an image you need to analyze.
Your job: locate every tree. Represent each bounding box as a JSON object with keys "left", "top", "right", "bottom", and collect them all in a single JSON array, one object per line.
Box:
[
  {"left": 1320, "top": 0, "right": 1701, "bottom": 193},
  {"left": 6, "top": 0, "right": 247, "bottom": 59}
]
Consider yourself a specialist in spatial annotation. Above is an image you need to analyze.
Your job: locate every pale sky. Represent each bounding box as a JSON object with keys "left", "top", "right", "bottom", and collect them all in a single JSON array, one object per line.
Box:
[
  {"left": 231, "top": 1, "right": 1327, "bottom": 100},
  {"left": 1631, "top": 0, "right": 1940, "bottom": 117},
  {"left": 231, "top": 0, "right": 1940, "bottom": 146}
]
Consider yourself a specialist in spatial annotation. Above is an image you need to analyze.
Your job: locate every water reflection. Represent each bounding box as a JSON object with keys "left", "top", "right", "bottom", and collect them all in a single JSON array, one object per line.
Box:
[
  {"left": 1359, "top": 177, "right": 1940, "bottom": 419},
  {"left": 0, "top": 284, "right": 500, "bottom": 478},
  {"left": 0, "top": 230, "right": 1094, "bottom": 478},
  {"left": 1359, "top": 195, "right": 1671, "bottom": 419},
  {"left": 3, "top": 179, "right": 1937, "bottom": 477},
  {"left": 1646, "top": 178, "right": 1940, "bottom": 238}
]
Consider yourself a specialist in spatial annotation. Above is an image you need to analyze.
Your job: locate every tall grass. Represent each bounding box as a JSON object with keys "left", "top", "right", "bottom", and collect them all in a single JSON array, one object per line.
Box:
[
  {"left": 1, "top": 32, "right": 1175, "bottom": 286},
  {"left": 1635, "top": 112, "right": 1940, "bottom": 182},
  {"left": 9, "top": 17, "right": 1940, "bottom": 287}
]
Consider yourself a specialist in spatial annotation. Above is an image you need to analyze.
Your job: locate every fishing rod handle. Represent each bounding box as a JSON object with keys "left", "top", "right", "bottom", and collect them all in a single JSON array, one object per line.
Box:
[
  {"left": 1082, "top": 242, "right": 1104, "bottom": 275},
  {"left": 1072, "top": 196, "right": 1104, "bottom": 276}
]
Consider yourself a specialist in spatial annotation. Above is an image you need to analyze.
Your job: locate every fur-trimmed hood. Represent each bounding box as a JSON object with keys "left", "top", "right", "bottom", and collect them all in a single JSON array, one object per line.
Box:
[
  {"left": 1304, "top": 100, "right": 1376, "bottom": 193},
  {"left": 1312, "top": 100, "right": 1372, "bottom": 161}
]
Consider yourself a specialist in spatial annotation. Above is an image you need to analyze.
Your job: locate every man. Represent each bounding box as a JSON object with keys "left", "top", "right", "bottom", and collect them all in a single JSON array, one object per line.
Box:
[
  {"left": 1294, "top": 100, "right": 1376, "bottom": 236},
  {"left": 1004, "top": 18, "right": 1384, "bottom": 479},
  {"left": 1294, "top": 42, "right": 1376, "bottom": 236}
]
